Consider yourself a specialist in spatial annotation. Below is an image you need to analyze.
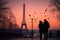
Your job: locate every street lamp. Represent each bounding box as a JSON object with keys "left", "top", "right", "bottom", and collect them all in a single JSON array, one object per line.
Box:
[{"left": 29, "top": 14, "right": 36, "bottom": 39}]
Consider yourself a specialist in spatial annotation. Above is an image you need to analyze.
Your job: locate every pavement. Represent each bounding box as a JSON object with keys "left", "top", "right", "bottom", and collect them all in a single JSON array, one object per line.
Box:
[{"left": 5, "top": 38, "right": 60, "bottom": 40}]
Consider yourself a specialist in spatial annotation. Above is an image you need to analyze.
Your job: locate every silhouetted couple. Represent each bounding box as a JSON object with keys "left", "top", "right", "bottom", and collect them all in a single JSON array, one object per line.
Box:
[{"left": 38, "top": 19, "right": 50, "bottom": 40}]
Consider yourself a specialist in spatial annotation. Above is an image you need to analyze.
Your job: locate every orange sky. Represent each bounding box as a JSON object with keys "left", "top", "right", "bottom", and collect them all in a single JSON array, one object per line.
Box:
[{"left": 5, "top": 0, "right": 60, "bottom": 30}]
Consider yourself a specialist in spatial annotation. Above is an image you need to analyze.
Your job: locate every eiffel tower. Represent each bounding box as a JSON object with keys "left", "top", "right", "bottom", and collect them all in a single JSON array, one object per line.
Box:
[{"left": 21, "top": 3, "right": 28, "bottom": 31}]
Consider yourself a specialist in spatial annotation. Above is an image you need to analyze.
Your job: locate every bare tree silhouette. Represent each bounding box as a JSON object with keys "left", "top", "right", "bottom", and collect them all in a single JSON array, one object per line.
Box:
[
  {"left": 50, "top": 0, "right": 60, "bottom": 21},
  {"left": 0, "top": 0, "right": 19, "bottom": 30}
]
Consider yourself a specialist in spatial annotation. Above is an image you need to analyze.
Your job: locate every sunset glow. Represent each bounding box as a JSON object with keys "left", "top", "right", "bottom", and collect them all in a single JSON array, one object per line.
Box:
[{"left": 5, "top": 0, "right": 60, "bottom": 30}]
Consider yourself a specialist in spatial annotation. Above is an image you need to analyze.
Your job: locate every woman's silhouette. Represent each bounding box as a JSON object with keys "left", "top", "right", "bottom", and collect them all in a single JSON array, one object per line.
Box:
[{"left": 38, "top": 20, "right": 44, "bottom": 40}]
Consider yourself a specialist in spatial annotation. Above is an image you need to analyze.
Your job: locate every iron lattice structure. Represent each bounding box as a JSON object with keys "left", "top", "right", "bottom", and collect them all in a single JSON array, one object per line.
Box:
[{"left": 21, "top": 4, "right": 28, "bottom": 30}]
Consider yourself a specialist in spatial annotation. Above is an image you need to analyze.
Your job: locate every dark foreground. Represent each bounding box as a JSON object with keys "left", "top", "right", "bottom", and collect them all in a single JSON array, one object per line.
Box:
[{"left": 1, "top": 38, "right": 60, "bottom": 40}]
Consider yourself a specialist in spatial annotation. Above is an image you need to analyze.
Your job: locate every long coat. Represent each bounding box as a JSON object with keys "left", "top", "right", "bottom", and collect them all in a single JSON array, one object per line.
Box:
[
  {"left": 43, "top": 21, "right": 50, "bottom": 32},
  {"left": 38, "top": 23, "right": 44, "bottom": 33}
]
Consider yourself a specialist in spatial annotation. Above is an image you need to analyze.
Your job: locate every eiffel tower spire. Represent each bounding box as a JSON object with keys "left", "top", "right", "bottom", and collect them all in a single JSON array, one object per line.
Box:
[{"left": 21, "top": 3, "right": 27, "bottom": 30}]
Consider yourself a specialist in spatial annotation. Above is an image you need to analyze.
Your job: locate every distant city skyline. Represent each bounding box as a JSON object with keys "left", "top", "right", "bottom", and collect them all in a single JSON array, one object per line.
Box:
[{"left": 5, "top": 0, "right": 60, "bottom": 30}]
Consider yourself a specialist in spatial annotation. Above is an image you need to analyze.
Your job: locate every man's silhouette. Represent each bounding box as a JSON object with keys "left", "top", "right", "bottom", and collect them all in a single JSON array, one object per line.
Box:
[
  {"left": 38, "top": 20, "right": 44, "bottom": 40},
  {"left": 43, "top": 19, "right": 50, "bottom": 40}
]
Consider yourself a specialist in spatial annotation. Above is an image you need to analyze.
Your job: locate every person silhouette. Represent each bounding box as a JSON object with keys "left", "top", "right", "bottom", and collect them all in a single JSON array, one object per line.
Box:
[
  {"left": 43, "top": 19, "right": 50, "bottom": 40},
  {"left": 38, "top": 20, "right": 44, "bottom": 40}
]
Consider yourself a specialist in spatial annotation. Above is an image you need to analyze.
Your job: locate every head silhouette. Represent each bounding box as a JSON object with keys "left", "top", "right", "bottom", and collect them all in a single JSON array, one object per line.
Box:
[
  {"left": 39, "top": 21, "right": 42, "bottom": 24},
  {"left": 44, "top": 19, "right": 47, "bottom": 22}
]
